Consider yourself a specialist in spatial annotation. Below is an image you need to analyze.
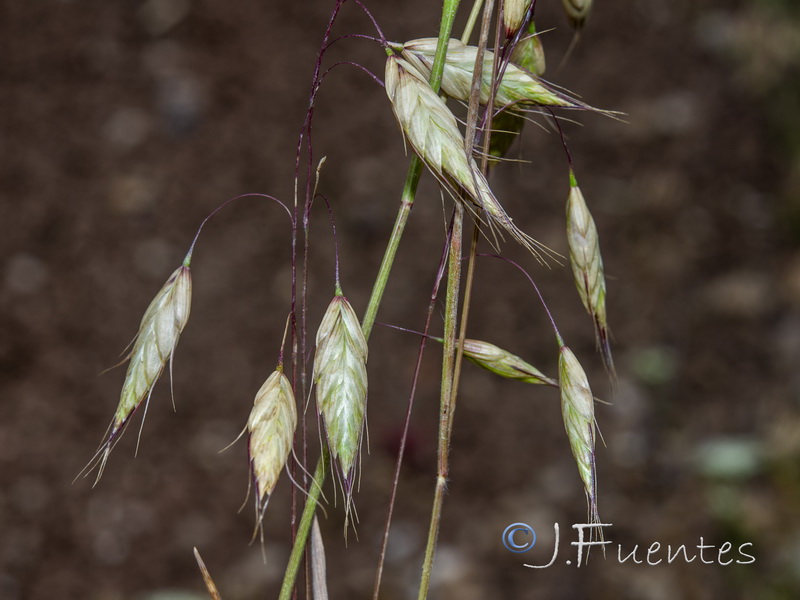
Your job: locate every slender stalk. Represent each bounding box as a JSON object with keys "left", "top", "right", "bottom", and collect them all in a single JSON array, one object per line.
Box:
[
  {"left": 451, "top": 225, "right": 480, "bottom": 420},
  {"left": 277, "top": 1, "right": 463, "bottom": 596},
  {"left": 450, "top": 0, "right": 501, "bottom": 417},
  {"left": 447, "top": 0, "right": 497, "bottom": 461},
  {"left": 372, "top": 220, "right": 454, "bottom": 600},
  {"left": 418, "top": 204, "right": 463, "bottom": 600},
  {"left": 418, "top": 2, "right": 494, "bottom": 597},
  {"left": 460, "top": 0, "right": 484, "bottom": 44},
  {"left": 374, "top": 1, "right": 491, "bottom": 591}
]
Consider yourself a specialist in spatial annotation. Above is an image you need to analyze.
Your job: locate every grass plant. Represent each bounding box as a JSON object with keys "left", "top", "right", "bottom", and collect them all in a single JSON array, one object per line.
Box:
[{"left": 82, "top": 0, "right": 621, "bottom": 596}]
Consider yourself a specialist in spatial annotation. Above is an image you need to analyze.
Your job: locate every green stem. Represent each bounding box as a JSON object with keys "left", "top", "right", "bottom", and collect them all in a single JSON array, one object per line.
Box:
[
  {"left": 460, "top": 0, "right": 484, "bottom": 44},
  {"left": 278, "top": 447, "right": 327, "bottom": 600},
  {"left": 418, "top": 204, "right": 463, "bottom": 600},
  {"left": 361, "top": 158, "right": 422, "bottom": 338},
  {"left": 277, "top": 1, "right": 462, "bottom": 596},
  {"left": 362, "top": 0, "right": 461, "bottom": 337},
  {"left": 418, "top": 1, "right": 493, "bottom": 596}
]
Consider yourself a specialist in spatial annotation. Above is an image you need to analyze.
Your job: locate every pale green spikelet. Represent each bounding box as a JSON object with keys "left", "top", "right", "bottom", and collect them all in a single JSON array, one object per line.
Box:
[
  {"left": 562, "top": 0, "right": 593, "bottom": 29},
  {"left": 384, "top": 54, "right": 552, "bottom": 262},
  {"left": 463, "top": 339, "right": 557, "bottom": 386},
  {"left": 566, "top": 172, "right": 614, "bottom": 379},
  {"left": 435, "top": 337, "right": 557, "bottom": 386},
  {"left": 502, "top": 0, "right": 532, "bottom": 37},
  {"left": 247, "top": 367, "right": 297, "bottom": 509},
  {"left": 399, "top": 38, "right": 603, "bottom": 113},
  {"left": 86, "top": 262, "right": 192, "bottom": 483},
  {"left": 313, "top": 292, "right": 368, "bottom": 493},
  {"left": 511, "top": 22, "right": 546, "bottom": 76},
  {"left": 558, "top": 344, "right": 600, "bottom": 525}
]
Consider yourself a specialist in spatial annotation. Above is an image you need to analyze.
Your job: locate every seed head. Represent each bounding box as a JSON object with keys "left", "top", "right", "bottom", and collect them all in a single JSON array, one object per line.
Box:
[
  {"left": 562, "top": 0, "right": 593, "bottom": 29},
  {"left": 384, "top": 54, "right": 551, "bottom": 262},
  {"left": 115, "top": 264, "right": 192, "bottom": 431},
  {"left": 247, "top": 368, "right": 297, "bottom": 505},
  {"left": 566, "top": 173, "right": 614, "bottom": 379},
  {"left": 558, "top": 345, "right": 599, "bottom": 524},
  {"left": 502, "top": 0, "right": 532, "bottom": 37},
  {"left": 511, "top": 22, "right": 546, "bottom": 76},
  {"left": 85, "top": 263, "right": 192, "bottom": 483},
  {"left": 313, "top": 293, "right": 368, "bottom": 492},
  {"left": 400, "top": 38, "right": 597, "bottom": 112},
  {"left": 460, "top": 338, "right": 557, "bottom": 386}
]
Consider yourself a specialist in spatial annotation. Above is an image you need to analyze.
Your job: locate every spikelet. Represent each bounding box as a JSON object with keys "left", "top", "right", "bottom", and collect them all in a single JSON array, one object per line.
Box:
[
  {"left": 400, "top": 38, "right": 601, "bottom": 113},
  {"left": 449, "top": 338, "right": 557, "bottom": 386},
  {"left": 384, "top": 54, "right": 550, "bottom": 262},
  {"left": 247, "top": 368, "right": 297, "bottom": 515},
  {"left": 502, "top": 0, "right": 532, "bottom": 37},
  {"left": 511, "top": 22, "right": 546, "bottom": 76},
  {"left": 558, "top": 344, "right": 600, "bottom": 525},
  {"left": 562, "top": 0, "right": 593, "bottom": 29},
  {"left": 85, "top": 263, "right": 192, "bottom": 483},
  {"left": 313, "top": 292, "right": 368, "bottom": 495},
  {"left": 566, "top": 172, "right": 614, "bottom": 379}
]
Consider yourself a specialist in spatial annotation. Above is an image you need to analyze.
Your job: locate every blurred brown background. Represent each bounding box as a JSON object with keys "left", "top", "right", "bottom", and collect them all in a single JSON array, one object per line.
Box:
[{"left": 3, "top": 0, "right": 800, "bottom": 598}]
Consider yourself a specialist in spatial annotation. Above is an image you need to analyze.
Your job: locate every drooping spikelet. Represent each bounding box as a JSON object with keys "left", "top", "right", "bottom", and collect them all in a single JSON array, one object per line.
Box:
[
  {"left": 399, "top": 38, "right": 601, "bottom": 113},
  {"left": 384, "top": 54, "right": 549, "bottom": 261},
  {"left": 562, "top": 0, "right": 593, "bottom": 29},
  {"left": 558, "top": 344, "right": 599, "bottom": 524},
  {"left": 313, "top": 292, "right": 368, "bottom": 493},
  {"left": 442, "top": 338, "right": 557, "bottom": 386},
  {"left": 86, "top": 262, "right": 192, "bottom": 482},
  {"left": 247, "top": 368, "right": 297, "bottom": 512},
  {"left": 566, "top": 172, "right": 614, "bottom": 379},
  {"left": 502, "top": 0, "right": 533, "bottom": 37}
]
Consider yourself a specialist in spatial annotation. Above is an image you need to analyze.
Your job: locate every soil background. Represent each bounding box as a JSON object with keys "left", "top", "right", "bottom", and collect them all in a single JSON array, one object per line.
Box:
[{"left": 3, "top": 1, "right": 800, "bottom": 599}]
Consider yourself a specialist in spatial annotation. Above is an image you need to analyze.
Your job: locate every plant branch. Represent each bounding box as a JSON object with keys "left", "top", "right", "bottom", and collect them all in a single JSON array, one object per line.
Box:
[
  {"left": 418, "top": 2, "right": 494, "bottom": 597},
  {"left": 362, "top": 0, "right": 463, "bottom": 336},
  {"left": 278, "top": 0, "right": 463, "bottom": 596},
  {"left": 418, "top": 202, "right": 463, "bottom": 600},
  {"left": 372, "top": 219, "right": 454, "bottom": 600}
]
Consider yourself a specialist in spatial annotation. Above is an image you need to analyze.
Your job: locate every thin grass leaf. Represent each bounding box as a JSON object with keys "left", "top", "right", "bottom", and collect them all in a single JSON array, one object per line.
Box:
[
  {"left": 310, "top": 517, "right": 329, "bottom": 600},
  {"left": 193, "top": 547, "right": 222, "bottom": 600}
]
